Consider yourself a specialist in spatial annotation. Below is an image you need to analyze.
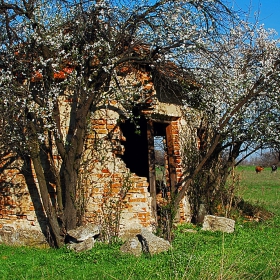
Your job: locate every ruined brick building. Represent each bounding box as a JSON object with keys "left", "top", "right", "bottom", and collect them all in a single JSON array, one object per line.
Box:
[{"left": 0, "top": 48, "right": 201, "bottom": 246}]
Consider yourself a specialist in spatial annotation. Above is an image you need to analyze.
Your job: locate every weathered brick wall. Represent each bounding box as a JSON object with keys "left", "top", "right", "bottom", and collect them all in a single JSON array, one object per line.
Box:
[
  {"left": 0, "top": 102, "right": 193, "bottom": 246},
  {"left": 0, "top": 160, "right": 49, "bottom": 246},
  {"left": 176, "top": 118, "right": 192, "bottom": 223},
  {"left": 0, "top": 107, "right": 154, "bottom": 245},
  {"left": 81, "top": 108, "right": 154, "bottom": 237}
]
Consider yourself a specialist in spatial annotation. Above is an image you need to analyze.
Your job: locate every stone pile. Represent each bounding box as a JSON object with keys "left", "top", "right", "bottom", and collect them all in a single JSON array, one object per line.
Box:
[{"left": 67, "top": 224, "right": 100, "bottom": 252}]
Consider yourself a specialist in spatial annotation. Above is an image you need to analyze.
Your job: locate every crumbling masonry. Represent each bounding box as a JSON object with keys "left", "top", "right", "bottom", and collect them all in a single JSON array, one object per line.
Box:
[{"left": 0, "top": 71, "right": 195, "bottom": 246}]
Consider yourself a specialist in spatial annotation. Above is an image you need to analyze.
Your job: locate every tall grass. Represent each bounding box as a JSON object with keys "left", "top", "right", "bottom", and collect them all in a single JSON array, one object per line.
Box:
[{"left": 0, "top": 166, "right": 280, "bottom": 280}]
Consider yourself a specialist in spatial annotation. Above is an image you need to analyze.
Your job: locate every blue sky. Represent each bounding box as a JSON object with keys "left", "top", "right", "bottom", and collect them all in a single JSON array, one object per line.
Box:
[{"left": 232, "top": 0, "right": 280, "bottom": 36}]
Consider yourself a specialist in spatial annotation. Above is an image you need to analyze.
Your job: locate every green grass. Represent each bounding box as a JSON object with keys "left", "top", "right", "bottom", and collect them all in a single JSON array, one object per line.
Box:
[
  {"left": 234, "top": 166, "right": 280, "bottom": 215},
  {"left": 156, "top": 165, "right": 165, "bottom": 181},
  {"left": 1, "top": 166, "right": 280, "bottom": 280}
]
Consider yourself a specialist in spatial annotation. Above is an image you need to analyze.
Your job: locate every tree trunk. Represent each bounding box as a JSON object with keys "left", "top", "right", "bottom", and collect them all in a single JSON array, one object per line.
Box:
[
  {"left": 27, "top": 121, "right": 64, "bottom": 247},
  {"left": 30, "top": 149, "right": 64, "bottom": 247},
  {"left": 61, "top": 108, "right": 87, "bottom": 230},
  {"left": 33, "top": 164, "right": 63, "bottom": 247},
  {"left": 188, "top": 141, "right": 243, "bottom": 222},
  {"left": 174, "top": 133, "right": 221, "bottom": 208},
  {"left": 62, "top": 160, "right": 78, "bottom": 231}
]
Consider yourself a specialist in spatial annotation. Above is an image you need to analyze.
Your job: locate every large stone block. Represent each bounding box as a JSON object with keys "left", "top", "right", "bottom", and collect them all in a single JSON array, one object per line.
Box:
[
  {"left": 139, "top": 228, "right": 171, "bottom": 256},
  {"left": 67, "top": 223, "right": 100, "bottom": 242},
  {"left": 120, "top": 237, "right": 142, "bottom": 256},
  {"left": 202, "top": 215, "right": 235, "bottom": 233},
  {"left": 67, "top": 237, "right": 95, "bottom": 253},
  {"left": 120, "top": 228, "right": 171, "bottom": 257}
]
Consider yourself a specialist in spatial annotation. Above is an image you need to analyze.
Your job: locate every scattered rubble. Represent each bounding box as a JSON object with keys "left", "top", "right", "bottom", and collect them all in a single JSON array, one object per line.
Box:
[{"left": 67, "top": 224, "right": 100, "bottom": 252}]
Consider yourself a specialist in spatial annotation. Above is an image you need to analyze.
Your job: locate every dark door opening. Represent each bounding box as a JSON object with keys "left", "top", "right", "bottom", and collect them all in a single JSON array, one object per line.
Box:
[
  {"left": 120, "top": 116, "right": 179, "bottom": 222},
  {"left": 119, "top": 116, "right": 149, "bottom": 178}
]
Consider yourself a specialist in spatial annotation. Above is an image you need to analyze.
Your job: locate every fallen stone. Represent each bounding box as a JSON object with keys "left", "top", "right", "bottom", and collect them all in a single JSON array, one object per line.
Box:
[
  {"left": 120, "top": 228, "right": 171, "bottom": 256},
  {"left": 139, "top": 228, "right": 171, "bottom": 255},
  {"left": 119, "top": 223, "right": 143, "bottom": 241},
  {"left": 202, "top": 215, "right": 235, "bottom": 233},
  {"left": 120, "top": 237, "right": 142, "bottom": 257},
  {"left": 67, "top": 224, "right": 100, "bottom": 242},
  {"left": 68, "top": 237, "right": 95, "bottom": 252}
]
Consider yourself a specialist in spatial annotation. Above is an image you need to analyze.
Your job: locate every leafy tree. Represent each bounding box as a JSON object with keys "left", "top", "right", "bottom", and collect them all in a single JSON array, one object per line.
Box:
[{"left": 0, "top": 0, "right": 235, "bottom": 246}]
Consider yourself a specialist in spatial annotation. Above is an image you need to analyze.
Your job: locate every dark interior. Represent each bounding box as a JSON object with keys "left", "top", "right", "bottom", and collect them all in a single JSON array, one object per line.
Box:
[{"left": 120, "top": 116, "right": 149, "bottom": 178}]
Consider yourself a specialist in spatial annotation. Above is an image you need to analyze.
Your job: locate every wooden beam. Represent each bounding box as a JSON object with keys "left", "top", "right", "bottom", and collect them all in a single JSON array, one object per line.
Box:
[{"left": 147, "top": 119, "right": 157, "bottom": 223}]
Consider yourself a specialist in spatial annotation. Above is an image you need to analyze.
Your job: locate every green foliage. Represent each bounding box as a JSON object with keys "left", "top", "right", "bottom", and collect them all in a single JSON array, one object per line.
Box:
[
  {"left": 155, "top": 165, "right": 165, "bottom": 181},
  {"left": 1, "top": 166, "right": 280, "bottom": 279}
]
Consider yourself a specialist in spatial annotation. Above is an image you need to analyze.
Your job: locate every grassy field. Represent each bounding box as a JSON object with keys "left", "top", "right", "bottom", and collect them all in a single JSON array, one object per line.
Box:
[
  {"left": 233, "top": 166, "right": 280, "bottom": 216},
  {"left": 1, "top": 166, "right": 280, "bottom": 280}
]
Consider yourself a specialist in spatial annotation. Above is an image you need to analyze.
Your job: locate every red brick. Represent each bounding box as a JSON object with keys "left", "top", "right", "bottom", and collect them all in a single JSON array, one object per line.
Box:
[
  {"left": 107, "top": 124, "right": 116, "bottom": 130},
  {"left": 92, "top": 124, "right": 106, "bottom": 130},
  {"left": 129, "top": 198, "right": 146, "bottom": 203},
  {"left": 101, "top": 168, "right": 110, "bottom": 173},
  {"left": 94, "top": 129, "right": 108, "bottom": 134},
  {"left": 92, "top": 119, "right": 106, "bottom": 125},
  {"left": 109, "top": 100, "right": 118, "bottom": 105}
]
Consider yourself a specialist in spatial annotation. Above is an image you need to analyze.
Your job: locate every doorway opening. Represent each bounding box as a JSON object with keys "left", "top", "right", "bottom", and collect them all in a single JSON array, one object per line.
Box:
[
  {"left": 119, "top": 115, "right": 181, "bottom": 222},
  {"left": 119, "top": 116, "right": 149, "bottom": 178},
  {"left": 153, "top": 122, "right": 169, "bottom": 198}
]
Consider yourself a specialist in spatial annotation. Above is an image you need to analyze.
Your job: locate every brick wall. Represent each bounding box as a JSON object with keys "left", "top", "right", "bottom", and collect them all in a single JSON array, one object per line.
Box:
[{"left": 0, "top": 104, "right": 192, "bottom": 246}]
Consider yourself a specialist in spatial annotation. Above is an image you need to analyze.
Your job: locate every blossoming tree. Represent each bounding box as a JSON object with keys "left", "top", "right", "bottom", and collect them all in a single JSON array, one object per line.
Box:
[
  {"left": 0, "top": 0, "right": 235, "bottom": 246},
  {"left": 1, "top": 0, "right": 279, "bottom": 246},
  {"left": 176, "top": 23, "right": 280, "bottom": 220}
]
